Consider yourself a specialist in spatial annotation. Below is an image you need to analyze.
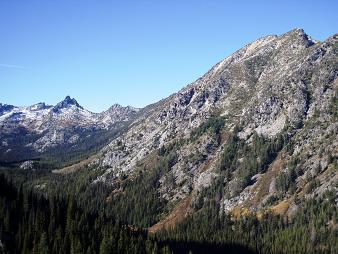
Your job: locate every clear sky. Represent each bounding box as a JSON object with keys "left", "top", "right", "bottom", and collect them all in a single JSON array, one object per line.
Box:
[{"left": 1, "top": 0, "right": 337, "bottom": 112}]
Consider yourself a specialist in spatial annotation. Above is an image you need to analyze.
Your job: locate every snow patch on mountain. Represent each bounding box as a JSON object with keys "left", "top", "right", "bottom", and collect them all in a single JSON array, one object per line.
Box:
[{"left": 0, "top": 96, "right": 139, "bottom": 153}]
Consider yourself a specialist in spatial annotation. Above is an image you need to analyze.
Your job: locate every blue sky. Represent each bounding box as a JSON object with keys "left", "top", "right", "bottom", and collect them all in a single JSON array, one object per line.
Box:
[{"left": 1, "top": 0, "right": 337, "bottom": 112}]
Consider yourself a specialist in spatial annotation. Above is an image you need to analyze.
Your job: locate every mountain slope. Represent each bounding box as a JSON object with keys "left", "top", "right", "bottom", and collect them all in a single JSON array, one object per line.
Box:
[{"left": 86, "top": 29, "right": 337, "bottom": 224}]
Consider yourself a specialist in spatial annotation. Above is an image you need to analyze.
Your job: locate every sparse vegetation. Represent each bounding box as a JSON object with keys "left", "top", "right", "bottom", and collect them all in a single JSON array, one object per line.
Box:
[
  {"left": 217, "top": 129, "right": 287, "bottom": 195},
  {"left": 189, "top": 115, "right": 226, "bottom": 143}
]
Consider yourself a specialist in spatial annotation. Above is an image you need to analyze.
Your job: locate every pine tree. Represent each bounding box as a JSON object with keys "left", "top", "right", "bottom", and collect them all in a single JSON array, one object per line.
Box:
[
  {"left": 37, "top": 232, "right": 49, "bottom": 254},
  {"left": 99, "top": 234, "right": 112, "bottom": 254}
]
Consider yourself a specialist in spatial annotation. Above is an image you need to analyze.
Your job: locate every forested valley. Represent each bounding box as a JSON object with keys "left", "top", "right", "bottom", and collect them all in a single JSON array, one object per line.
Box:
[{"left": 0, "top": 167, "right": 336, "bottom": 254}]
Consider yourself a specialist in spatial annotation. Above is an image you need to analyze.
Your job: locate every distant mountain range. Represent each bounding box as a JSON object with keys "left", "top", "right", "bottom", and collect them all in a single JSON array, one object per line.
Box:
[{"left": 0, "top": 96, "right": 138, "bottom": 162}]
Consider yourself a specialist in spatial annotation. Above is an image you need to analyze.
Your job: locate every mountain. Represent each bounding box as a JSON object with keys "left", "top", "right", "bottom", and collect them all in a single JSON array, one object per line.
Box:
[
  {"left": 84, "top": 28, "right": 337, "bottom": 222},
  {"left": 0, "top": 29, "right": 337, "bottom": 252},
  {"left": 53, "top": 95, "right": 84, "bottom": 111},
  {"left": 0, "top": 96, "right": 139, "bottom": 163}
]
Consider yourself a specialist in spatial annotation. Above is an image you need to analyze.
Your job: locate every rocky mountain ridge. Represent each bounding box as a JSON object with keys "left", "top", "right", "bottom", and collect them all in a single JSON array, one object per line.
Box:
[{"left": 0, "top": 96, "right": 139, "bottom": 161}]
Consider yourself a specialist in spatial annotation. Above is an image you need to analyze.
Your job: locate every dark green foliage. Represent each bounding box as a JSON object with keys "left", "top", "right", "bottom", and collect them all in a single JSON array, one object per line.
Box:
[
  {"left": 0, "top": 173, "right": 255, "bottom": 254},
  {"left": 0, "top": 174, "right": 170, "bottom": 254},
  {"left": 107, "top": 168, "right": 166, "bottom": 227},
  {"left": 108, "top": 149, "right": 178, "bottom": 227},
  {"left": 194, "top": 129, "right": 290, "bottom": 210},
  {"left": 276, "top": 158, "right": 300, "bottom": 194},
  {"left": 189, "top": 116, "right": 226, "bottom": 142},
  {"left": 157, "top": 191, "right": 338, "bottom": 254},
  {"left": 263, "top": 194, "right": 279, "bottom": 207},
  {"left": 0, "top": 122, "right": 336, "bottom": 254},
  {"left": 276, "top": 168, "right": 297, "bottom": 194},
  {"left": 1, "top": 165, "right": 337, "bottom": 254},
  {"left": 219, "top": 132, "right": 241, "bottom": 173},
  {"left": 0, "top": 127, "right": 39, "bottom": 163},
  {"left": 218, "top": 131, "right": 287, "bottom": 194}
]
